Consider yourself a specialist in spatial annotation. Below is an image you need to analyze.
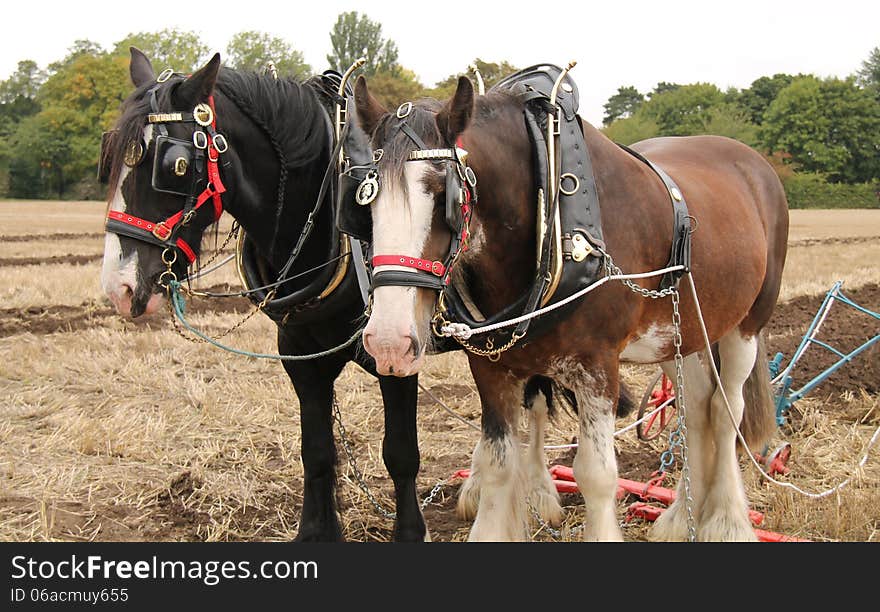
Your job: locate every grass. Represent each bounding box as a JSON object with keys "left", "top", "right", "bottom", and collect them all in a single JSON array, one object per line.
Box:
[{"left": 0, "top": 203, "right": 878, "bottom": 542}]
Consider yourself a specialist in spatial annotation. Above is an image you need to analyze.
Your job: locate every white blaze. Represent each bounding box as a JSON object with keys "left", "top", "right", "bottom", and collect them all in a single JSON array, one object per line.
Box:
[
  {"left": 101, "top": 125, "right": 153, "bottom": 311},
  {"left": 368, "top": 162, "right": 435, "bottom": 333}
]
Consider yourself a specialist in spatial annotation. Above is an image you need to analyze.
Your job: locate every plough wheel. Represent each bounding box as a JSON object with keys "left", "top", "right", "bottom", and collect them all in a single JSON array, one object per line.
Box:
[{"left": 637, "top": 371, "right": 677, "bottom": 441}]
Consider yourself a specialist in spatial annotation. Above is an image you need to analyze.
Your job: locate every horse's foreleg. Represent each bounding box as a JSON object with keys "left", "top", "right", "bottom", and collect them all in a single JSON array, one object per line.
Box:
[
  {"left": 280, "top": 334, "right": 346, "bottom": 542},
  {"left": 561, "top": 359, "right": 621, "bottom": 541},
  {"left": 465, "top": 361, "right": 526, "bottom": 541},
  {"left": 379, "top": 374, "right": 428, "bottom": 542}
]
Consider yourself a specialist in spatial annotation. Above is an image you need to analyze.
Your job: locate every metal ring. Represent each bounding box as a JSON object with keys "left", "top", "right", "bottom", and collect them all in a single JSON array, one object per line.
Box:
[
  {"left": 162, "top": 248, "right": 177, "bottom": 266},
  {"left": 559, "top": 173, "right": 580, "bottom": 196},
  {"left": 372, "top": 149, "right": 384, "bottom": 163},
  {"left": 396, "top": 102, "right": 413, "bottom": 119},
  {"left": 158, "top": 269, "right": 177, "bottom": 288},
  {"left": 464, "top": 167, "right": 477, "bottom": 187},
  {"left": 157, "top": 68, "right": 175, "bottom": 83},
  {"left": 212, "top": 134, "right": 229, "bottom": 154},
  {"left": 193, "top": 131, "right": 208, "bottom": 150}
]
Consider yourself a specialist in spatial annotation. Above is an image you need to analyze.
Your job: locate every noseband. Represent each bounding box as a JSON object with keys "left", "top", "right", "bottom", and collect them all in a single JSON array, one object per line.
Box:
[
  {"left": 362, "top": 103, "right": 477, "bottom": 292},
  {"left": 102, "top": 73, "right": 227, "bottom": 269}
]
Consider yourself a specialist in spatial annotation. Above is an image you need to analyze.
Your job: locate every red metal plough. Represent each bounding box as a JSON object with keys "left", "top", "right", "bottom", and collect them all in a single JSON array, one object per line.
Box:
[{"left": 452, "top": 465, "right": 809, "bottom": 542}]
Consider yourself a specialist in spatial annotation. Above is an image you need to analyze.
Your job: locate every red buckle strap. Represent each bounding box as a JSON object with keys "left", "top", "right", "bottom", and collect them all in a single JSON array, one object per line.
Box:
[
  {"left": 372, "top": 255, "right": 446, "bottom": 277},
  {"left": 106, "top": 211, "right": 197, "bottom": 263}
]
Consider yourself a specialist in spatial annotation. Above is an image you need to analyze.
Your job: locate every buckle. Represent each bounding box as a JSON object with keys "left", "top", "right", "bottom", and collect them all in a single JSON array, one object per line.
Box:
[
  {"left": 430, "top": 260, "right": 444, "bottom": 276},
  {"left": 396, "top": 102, "right": 413, "bottom": 118},
  {"left": 212, "top": 133, "right": 228, "bottom": 154},
  {"left": 152, "top": 222, "right": 171, "bottom": 240}
]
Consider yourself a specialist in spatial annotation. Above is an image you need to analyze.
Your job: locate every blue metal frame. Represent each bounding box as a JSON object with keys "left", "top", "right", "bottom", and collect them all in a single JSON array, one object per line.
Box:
[{"left": 770, "top": 281, "right": 880, "bottom": 425}]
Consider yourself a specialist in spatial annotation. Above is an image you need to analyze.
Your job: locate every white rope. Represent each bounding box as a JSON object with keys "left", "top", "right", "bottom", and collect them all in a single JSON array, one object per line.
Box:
[
  {"left": 542, "top": 397, "right": 676, "bottom": 450},
  {"left": 440, "top": 264, "right": 685, "bottom": 339},
  {"left": 186, "top": 253, "right": 235, "bottom": 281},
  {"left": 685, "top": 273, "right": 880, "bottom": 499}
]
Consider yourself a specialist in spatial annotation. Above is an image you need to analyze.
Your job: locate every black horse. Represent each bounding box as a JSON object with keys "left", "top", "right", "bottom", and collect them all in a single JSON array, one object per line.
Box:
[{"left": 100, "top": 48, "right": 426, "bottom": 542}]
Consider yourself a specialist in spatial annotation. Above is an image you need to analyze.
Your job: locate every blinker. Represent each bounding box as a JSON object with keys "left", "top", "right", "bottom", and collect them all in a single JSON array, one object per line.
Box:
[{"left": 151, "top": 135, "right": 197, "bottom": 196}]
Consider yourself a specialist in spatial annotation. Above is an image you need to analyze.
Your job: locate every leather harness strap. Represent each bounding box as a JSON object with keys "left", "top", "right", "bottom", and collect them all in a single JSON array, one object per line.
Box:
[{"left": 616, "top": 143, "right": 692, "bottom": 288}]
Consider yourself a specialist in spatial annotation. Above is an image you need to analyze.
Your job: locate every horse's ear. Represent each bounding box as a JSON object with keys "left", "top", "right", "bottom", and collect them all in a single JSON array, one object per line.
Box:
[
  {"left": 354, "top": 76, "right": 388, "bottom": 135},
  {"left": 436, "top": 76, "right": 474, "bottom": 144},
  {"left": 175, "top": 53, "right": 221, "bottom": 104},
  {"left": 129, "top": 47, "right": 155, "bottom": 87}
]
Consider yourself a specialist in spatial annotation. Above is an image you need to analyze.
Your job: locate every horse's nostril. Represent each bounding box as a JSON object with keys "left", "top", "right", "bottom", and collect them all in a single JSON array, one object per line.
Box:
[
  {"left": 121, "top": 284, "right": 134, "bottom": 298},
  {"left": 407, "top": 334, "right": 420, "bottom": 358}
]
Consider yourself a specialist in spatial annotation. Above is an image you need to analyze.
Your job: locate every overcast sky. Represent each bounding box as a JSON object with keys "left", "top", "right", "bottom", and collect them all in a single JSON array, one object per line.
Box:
[{"left": 3, "top": 1, "right": 877, "bottom": 125}]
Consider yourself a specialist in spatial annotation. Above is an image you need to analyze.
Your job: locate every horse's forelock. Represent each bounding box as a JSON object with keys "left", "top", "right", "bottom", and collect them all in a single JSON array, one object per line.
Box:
[
  {"left": 106, "top": 82, "right": 154, "bottom": 196},
  {"left": 376, "top": 100, "right": 444, "bottom": 200}
]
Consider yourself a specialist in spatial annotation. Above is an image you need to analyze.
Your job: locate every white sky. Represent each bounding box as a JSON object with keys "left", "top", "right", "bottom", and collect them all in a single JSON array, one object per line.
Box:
[{"left": 2, "top": 0, "right": 877, "bottom": 125}]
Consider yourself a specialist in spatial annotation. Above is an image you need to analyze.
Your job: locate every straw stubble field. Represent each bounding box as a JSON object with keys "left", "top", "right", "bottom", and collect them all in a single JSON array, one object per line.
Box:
[{"left": 1, "top": 201, "right": 878, "bottom": 542}]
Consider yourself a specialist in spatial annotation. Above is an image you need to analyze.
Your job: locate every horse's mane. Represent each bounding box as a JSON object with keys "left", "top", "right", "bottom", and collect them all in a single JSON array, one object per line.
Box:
[
  {"left": 105, "top": 69, "right": 329, "bottom": 195},
  {"left": 215, "top": 70, "right": 328, "bottom": 169}
]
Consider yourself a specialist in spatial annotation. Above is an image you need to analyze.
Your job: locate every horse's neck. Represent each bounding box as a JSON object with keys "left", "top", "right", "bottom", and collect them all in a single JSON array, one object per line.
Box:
[{"left": 214, "top": 88, "right": 332, "bottom": 270}]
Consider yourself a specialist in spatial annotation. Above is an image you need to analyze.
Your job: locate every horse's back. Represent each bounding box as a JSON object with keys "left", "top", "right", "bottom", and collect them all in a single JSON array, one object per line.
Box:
[
  {"left": 633, "top": 135, "right": 790, "bottom": 332},
  {"left": 632, "top": 135, "right": 788, "bottom": 225}
]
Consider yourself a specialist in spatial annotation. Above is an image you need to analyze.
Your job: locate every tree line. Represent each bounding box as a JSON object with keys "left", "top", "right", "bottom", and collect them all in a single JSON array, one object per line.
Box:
[{"left": 0, "top": 12, "right": 876, "bottom": 208}]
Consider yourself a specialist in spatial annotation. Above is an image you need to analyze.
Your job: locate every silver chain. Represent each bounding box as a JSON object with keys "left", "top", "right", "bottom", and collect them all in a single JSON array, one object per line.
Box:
[
  {"left": 607, "top": 251, "right": 696, "bottom": 541},
  {"left": 332, "top": 394, "right": 448, "bottom": 520},
  {"left": 604, "top": 253, "right": 677, "bottom": 300},
  {"left": 669, "top": 290, "right": 697, "bottom": 541}
]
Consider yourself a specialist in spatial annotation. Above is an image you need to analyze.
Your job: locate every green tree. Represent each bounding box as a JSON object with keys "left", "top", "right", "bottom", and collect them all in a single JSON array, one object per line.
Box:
[
  {"left": 649, "top": 81, "right": 681, "bottom": 98},
  {"left": 858, "top": 46, "right": 880, "bottom": 99},
  {"left": 11, "top": 50, "right": 130, "bottom": 198},
  {"left": 736, "top": 73, "right": 796, "bottom": 124},
  {"left": 112, "top": 29, "right": 209, "bottom": 73},
  {"left": 430, "top": 58, "right": 519, "bottom": 98},
  {"left": 761, "top": 75, "right": 880, "bottom": 183},
  {"left": 699, "top": 103, "right": 760, "bottom": 147},
  {"left": 641, "top": 83, "right": 724, "bottom": 135},
  {"left": 602, "top": 85, "right": 644, "bottom": 126},
  {"left": 601, "top": 113, "right": 660, "bottom": 145},
  {"left": 0, "top": 60, "right": 46, "bottom": 104},
  {"left": 326, "top": 11, "right": 399, "bottom": 76},
  {"left": 0, "top": 60, "right": 46, "bottom": 192},
  {"left": 367, "top": 68, "right": 425, "bottom": 109},
  {"left": 49, "top": 40, "right": 105, "bottom": 71},
  {"left": 225, "top": 31, "right": 311, "bottom": 79}
]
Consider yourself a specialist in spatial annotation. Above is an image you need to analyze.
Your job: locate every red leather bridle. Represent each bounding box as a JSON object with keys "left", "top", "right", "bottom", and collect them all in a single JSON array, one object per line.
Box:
[{"left": 104, "top": 78, "right": 227, "bottom": 267}]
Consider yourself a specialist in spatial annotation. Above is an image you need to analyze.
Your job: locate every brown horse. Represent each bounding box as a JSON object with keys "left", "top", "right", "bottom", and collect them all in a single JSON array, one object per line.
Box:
[{"left": 353, "top": 74, "right": 789, "bottom": 541}]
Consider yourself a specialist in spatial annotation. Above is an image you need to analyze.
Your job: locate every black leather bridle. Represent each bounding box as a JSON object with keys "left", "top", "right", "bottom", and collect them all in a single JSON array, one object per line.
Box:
[{"left": 338, "top": 102, "right": 477, "bottom": 292}]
